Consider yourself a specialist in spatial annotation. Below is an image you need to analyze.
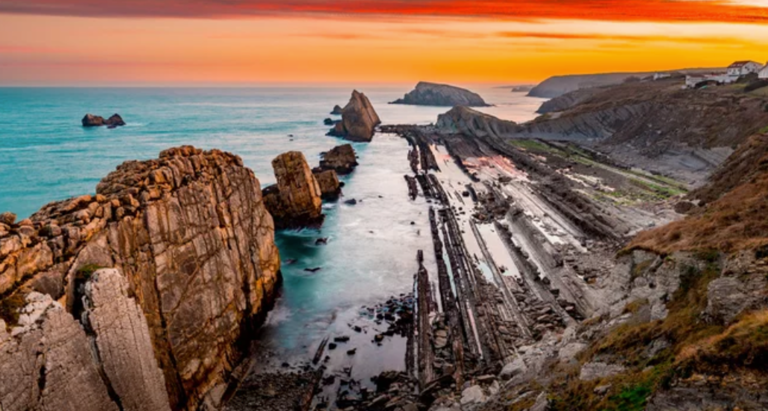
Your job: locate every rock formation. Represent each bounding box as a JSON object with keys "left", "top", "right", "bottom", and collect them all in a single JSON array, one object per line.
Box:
[
  {"left": 330, "top": 105, "right": 343, "bottom": 115},
  {"left": 262, "top": 151, "right": 324, "bottom": 228},
  {"left": 391, "top": 82, "right": 489, "bottom": 107},
  {"left": 313, "top": 169, "right": 341, "bottom": 200},
  {"left": 319, "top": 144, "right": 358, "bottom": 175},
  {"left": 0, "top": 146, "right": 281, "bottom": 410},
  {"left": 328, "top": 90, "right": 381, "bottom": 142},
  {"left": 436, "top": 106, "right": 519, "bottom": 139},
  {"left": 82, "top": 113, "right": 125, "bottom": 128}
]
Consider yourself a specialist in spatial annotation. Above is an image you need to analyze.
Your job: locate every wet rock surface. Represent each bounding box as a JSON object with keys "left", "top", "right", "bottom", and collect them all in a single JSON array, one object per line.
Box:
[
  {"left": 391, "top": 82, "right": 490, "bottom": 107},
  {"left": 0, "top": 145, "right": 281, "bottom": 410}
]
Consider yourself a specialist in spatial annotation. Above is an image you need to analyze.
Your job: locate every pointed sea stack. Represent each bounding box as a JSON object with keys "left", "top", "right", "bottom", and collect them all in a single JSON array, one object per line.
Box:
[
  {"left": 327, "top": 90, "right": 381, "bottom": 142},
  {"left": 263, "top": 151, "right": 325, "bottom": 228},
  {"left": 391, "top": 82, "right": 489, "bottom": 107}
]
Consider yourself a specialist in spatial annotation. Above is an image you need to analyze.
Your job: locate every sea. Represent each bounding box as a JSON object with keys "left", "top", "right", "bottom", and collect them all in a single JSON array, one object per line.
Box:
[{"left": 0, "top": 86, "right": 546, "bottom": 386}]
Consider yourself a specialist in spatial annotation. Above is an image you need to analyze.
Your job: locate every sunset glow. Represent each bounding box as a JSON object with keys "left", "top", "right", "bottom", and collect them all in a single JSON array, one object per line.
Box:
[{"left": 1, "top": 0, "right": 768, "bottom": 85}]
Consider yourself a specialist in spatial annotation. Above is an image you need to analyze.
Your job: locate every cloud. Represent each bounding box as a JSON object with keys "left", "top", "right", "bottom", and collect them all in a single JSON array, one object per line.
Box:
[
  {"left": 494, "top": 31, "right": 760, "bottom": 45},
  {"left": 1, "top": 0, "right": 767, "bottom": 24}
]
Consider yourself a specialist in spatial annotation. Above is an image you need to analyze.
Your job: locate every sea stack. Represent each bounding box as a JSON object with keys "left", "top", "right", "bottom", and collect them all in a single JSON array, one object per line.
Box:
[
  {"left": 320, "top": 144, "right": 359, "bottom": 175},
  {"left": 262, "top": 151, "right": 325, "bottom": 228},
  {"left": 391, "top": 82, "right": 489, "bottom": 107},
  {"left": 82, "top": 113, "right": 125, "bottom": 128},
  {"left": 0, "top": 146, "right": 281, "bottom": 411},
  {"left": 328, "top": 90, "right": 381, "bottom": 142}
]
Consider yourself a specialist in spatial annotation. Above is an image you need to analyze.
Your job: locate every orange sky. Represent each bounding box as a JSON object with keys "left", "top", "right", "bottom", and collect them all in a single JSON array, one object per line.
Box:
[{"left": 1, "top": 0, "right": 768, "bottom": 85}]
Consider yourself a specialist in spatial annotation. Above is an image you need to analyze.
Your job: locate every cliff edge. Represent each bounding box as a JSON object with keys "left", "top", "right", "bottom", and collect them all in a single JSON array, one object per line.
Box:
[{"left": 391, "top": 82, "right": 489, "bottom": 107}]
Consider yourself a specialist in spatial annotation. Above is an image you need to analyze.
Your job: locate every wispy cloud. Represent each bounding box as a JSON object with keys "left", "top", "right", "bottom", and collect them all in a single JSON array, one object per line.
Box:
[
  {"left": 1, "top": 0, "right": 767, "bottom": 24},
  {"left": 494, "top": 31, "right": 762, "bottom": 45}
]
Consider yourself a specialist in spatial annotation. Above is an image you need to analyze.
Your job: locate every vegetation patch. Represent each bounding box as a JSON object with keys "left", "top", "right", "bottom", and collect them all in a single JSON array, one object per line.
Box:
[{"left": 0, "top": 291, "right": 28, "bottom": 329}]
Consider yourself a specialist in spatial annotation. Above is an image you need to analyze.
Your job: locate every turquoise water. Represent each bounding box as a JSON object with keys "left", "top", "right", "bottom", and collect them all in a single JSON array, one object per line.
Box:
[{"left": 0, "top": 86, "right": 545, "bottom": 381}]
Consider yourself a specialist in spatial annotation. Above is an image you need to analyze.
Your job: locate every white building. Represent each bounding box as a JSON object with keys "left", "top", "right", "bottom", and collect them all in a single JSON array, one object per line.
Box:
[
  {"left": 727, "top": 61, "right": 763, "bottom": 76},
  {"left": 653, "top": 73, "right": 671, "bottom": 81},
  {"left": 759, "top": 62, "right": 768, "bottom": 79}
]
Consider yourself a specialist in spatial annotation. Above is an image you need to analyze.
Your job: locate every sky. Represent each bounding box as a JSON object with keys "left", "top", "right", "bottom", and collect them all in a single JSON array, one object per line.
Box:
[{"left": 1, "top": 0, "right": 768, "bottom": 85}]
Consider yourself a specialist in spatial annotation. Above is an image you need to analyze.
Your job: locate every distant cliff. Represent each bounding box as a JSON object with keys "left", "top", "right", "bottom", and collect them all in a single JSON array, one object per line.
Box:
[
  {"left": 436, "top": 106, "right": 518, "bottom": 138},
  {"left": 391, "top": 82, "right": 489, "bottom": 107},
  {"left": 0, "top": 146, "right": 281, "bottom": 411}
]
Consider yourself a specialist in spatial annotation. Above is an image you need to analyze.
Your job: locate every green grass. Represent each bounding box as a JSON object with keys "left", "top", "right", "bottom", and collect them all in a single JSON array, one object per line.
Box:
[
  {"left": 759, "top": 125, "right": 768, "bottom": 134},
  {"left": 607, "top": 383, "right": 652, "bottom": 411}
]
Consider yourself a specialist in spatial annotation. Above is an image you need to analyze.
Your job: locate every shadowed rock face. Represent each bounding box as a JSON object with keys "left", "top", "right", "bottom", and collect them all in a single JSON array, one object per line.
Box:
[
  {"left": 328, "top": 90, "right": 381, "bottom": 142},
  {"left": 313, "top": 169, "right": 341, "bottom": 200},
  {"left": 262, "top": 151, "right": 324, "bottom": 228},
  {"left": 391, "top": 82, "right": 489, "bottom": 107},
  {"left": 0, "top": 146, "right": 281, "bottom": 410},
  {"left": 320, "top": 144, "right": 358, "bottom": 175}
]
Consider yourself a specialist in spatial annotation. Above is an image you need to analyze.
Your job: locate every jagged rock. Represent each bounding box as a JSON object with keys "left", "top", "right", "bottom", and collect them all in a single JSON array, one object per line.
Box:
[
  {"left": 391, "top": 82, "right": 489, "bottom": 107},
  {"left": 0, "top": 146, "right": 281, "bottom": 410},
  {"left": 263, "top": 151, "right": 324, "bottom": 228},
  {"left": 319, "top": 144, "right": 358, "bottom": 174},
  {"left": 704, "top": 277, "right": 748, "bottom": 325},
  {"left": 328, "top": 90, "right": 381, "bottom": 142},
  {"left": 331, "top": 105, "right": 344, "bottom": 115},
  {"left": 313, "top": 169, "right": 341, "bottom": 200},
  {"left": 436, "top": 106, "right": 518, "bottom": 139},
  {"left": 82, "top": 113, "right": 125, "bottom": 128},
  {"left": 579, "top": 362, "right": 626, "bottom": 381}
]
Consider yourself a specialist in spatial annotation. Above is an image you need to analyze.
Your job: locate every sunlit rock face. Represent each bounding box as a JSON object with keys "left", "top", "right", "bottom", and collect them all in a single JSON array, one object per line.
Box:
[{"left": 0, "top": 146, "right": 281, "bottom": 410}]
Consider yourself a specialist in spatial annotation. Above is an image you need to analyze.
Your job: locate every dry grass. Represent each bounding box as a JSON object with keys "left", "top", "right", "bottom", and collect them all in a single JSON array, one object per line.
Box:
[
  {"left": 679, "top": 310, "right": 768, "bottom": 368},
  {"left": 630, "top": 150, "right": 768, "bottom": 254}
]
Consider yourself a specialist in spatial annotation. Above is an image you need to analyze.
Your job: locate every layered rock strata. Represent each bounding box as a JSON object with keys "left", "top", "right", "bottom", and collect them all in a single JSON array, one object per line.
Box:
[
  {"left": 391, "top": 81, "right": 489, "bottom": 107},
  {"left": 262, "top": 151, "right": 324, "bottom": 228},
  {"left": 328, "top": 90, "right": 381, "bottom": 142},
  {"left": 436, "top": 106, "right": 519, "bottom": 139},
  {"left": 0, "top": 145, "right": 281, "bottom": 410}
]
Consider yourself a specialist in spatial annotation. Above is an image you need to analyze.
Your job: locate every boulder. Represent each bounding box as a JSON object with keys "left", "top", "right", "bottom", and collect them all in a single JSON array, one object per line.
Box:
[
  {"left": 0, "top": 212, "right": 16, "bottom": 226},
  {"left": 579, "top": 362, "right": 626, "bottom": 381},
  {"left": 499, "top": 357, "right": 528, "bottom": 381},
  {"left": 105, "top": 114, "right": 125, "bottom": 128},
  {"left": 82, "top": 113, "right": 105, "bottom": 127},
  {"left": 327, "top": 90, "right": 381, "bottom": 142},
  {"left": 460, "top": 385, "right": 486, "bottom": 406},
  {"left": 313, "top": 169, "right": 341, "bottom": 200},
  {"left": 262, "top": 151, "right": 324, "bottom": 228},
  {"left": 391, "top": 81, "right": 489, "bottom": 107},
  {"left": 319, "top": 144, "right": 358, "bottom": 174},
  {"left": 705, "top": 277, "right": 748, "bottom": 325}
]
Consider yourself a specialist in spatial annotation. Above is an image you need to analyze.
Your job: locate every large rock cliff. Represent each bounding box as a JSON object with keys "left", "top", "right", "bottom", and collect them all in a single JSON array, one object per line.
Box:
[
  {"left": 0, "top": 146, "right": 281, "bottom": 410},
  {"left": 328, "top": 90, "right": 381, "bottom": 142},
  {"left": 391, "top": 82, "right": 489, "bottom": 107},
  {"left": 262, "top": 151, "right": 325, "bottom": 228}
]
